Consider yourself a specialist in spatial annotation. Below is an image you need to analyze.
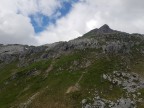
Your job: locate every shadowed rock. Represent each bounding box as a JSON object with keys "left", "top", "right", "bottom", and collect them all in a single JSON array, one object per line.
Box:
[{"left": 97, "top": 24, "right": 114, "bottom": 33}]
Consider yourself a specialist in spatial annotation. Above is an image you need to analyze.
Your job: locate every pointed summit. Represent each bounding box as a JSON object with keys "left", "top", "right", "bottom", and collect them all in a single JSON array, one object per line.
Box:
[
  {"left": 99, "top": 24, "right": 110, "bottom": 30},
  {"left": 83, "top": 24, "right": 118, "bottom": 36},
  {"left": 98, "top": 24, "right": 114, "bottom": 33}
]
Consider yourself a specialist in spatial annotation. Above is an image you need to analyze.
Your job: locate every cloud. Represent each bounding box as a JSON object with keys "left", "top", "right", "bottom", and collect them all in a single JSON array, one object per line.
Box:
[
  {"left": 36, "top": 0, "right": 144, "bottom": 45},
  {"left": 0, "top": 0, "right": 60, "bottom": 16},
  {"left": 0, "top": 0, "right": 61, "bottom": 45},
  {"left": 0, "top": 0, "right": 144, "bottom": 45},
  {"left": 0, "top": 13, "right": 36, "bottom": 45}
]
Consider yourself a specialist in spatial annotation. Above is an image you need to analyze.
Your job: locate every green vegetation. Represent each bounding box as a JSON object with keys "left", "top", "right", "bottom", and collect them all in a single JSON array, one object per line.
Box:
[{"left": 0, "top": 47, "right": 143, "bottom": 108}]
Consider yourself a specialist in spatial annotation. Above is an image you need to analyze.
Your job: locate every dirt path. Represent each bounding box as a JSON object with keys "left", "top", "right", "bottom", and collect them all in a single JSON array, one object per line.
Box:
[
  {"left": 45, "top": 60, "right": 55, "bottom": 76},
  {"left": 66, "top": 73, "right": 84, "bottom": 94}
]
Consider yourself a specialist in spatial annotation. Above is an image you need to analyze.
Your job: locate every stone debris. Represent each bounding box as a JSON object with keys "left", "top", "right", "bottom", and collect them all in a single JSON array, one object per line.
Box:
[
  {"left": 82, "top": 95, "right": 139, "bottom": 108},
  {"left": 82, "top": 93, "right": 142, "bottom": 108},
  {"left": 102, "top": 71, "right": 144, "bottom": 93},
  {"left": 82, "top": 71, "right": 144, "bottom": 108}
]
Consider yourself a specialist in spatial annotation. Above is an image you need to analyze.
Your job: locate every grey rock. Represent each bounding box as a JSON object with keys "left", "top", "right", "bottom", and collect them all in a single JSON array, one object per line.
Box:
[
  {"left": 0, "top": 44, "right": 26, "bottom": 54},
  {"left": 82, "top": 99, "right": 87, "bottom": 104},
  {"left": 103, "top": 71, "right": 144, "bottom": 93},
  {"left": 84, "top": 104, "right": 91, "bottom": 108}
]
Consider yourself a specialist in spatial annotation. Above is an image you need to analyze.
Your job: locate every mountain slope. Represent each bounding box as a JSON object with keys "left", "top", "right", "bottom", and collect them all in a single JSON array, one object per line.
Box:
[{"left": 0, "top": 25, "right": 144, "bottom": 108}]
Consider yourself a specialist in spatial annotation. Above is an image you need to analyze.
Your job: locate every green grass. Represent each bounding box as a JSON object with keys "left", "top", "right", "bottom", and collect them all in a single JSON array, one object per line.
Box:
[
  {"left": 131, "top": 60, "right": 144, "bottom": 76},
  {"left": 137, "top": 88, "right": 144, "bottom": 108},
  {"left": 0, "top": 62, "right": 18, "bottom": 83},
  {"left": 28, "top": 55, "right": 124, "bottom": 108},
  {"left": 0, "top": 48, "right": 144, "bottom": 108},
  {"left": 29, "top": 71, "right": 82, "bottom": 108},
  {"left": 53, "top": 51, "right": 85, "bottom": 69},
  {"left": 0, "top": 59, "right": 52, "bottom": 108}
]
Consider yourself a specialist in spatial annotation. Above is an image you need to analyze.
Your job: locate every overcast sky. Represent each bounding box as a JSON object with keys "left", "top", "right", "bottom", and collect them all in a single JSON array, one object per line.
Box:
[{"left": 0, "top": 0, "right": 144, "bottom": 45}]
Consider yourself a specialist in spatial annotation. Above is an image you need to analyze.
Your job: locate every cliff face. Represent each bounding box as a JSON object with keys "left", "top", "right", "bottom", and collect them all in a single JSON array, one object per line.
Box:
[{"left": 0, "top": 25, "right": 144, "bottom": 108}]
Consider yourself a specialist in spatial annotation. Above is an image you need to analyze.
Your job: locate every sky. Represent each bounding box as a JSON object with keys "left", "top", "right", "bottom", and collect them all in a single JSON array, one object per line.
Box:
[{"left": 0, "top": 0, "right": 144, "bottom": 45}]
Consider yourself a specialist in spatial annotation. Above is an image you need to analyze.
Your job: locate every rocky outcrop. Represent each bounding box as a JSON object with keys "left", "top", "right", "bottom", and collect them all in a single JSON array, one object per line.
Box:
[
  {"left": 0, "top": 44, "right": 28, "bottom": 54},
  {"left": 102, "top": 71, "right": 144, "bottom": 93},
  {"left": 83, "top": 24, "right": 119, "bottom": 36},
  {"left": 0, "top": 54, "right": 16, "bottom": 63},
  {"left": 97, "top": 24, "right": 115, "bottom": 34},
  {"left": 82, "top": 71, "right": 144, "bottom": 108},
  {"left": 0, "top": 44, "right": 28, "bottom": 63},
  {"left": 44, "top": 25, "right": 143, "bottom": 55},
  {"left": 0, "top": 24, "right": 144, "bottom": 64}
]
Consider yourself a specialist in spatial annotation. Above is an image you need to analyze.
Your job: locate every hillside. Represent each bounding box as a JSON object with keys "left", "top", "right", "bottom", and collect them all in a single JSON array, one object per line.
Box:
[{"left": 0, "top": 24, "right": 144, "bottom": 108}]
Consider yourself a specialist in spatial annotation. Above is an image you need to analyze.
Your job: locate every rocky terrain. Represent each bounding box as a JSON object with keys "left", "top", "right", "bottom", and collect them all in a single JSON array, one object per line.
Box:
[
  {"left": 0, "top": 24, "right": 144, "bottom": 108},
  {"left": 82, "top": 71, "right": 144, "bottom": 108}
]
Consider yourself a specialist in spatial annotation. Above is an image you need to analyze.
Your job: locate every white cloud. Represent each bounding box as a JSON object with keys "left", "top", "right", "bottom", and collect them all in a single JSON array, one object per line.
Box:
[
  {"left": 0, "top": 0, "right": 60, "bottom": 16},
  {"left": 35, "top": 1, "right": 103, "bottom": 45},
  {"left": 36, "top": 0, "right": 144, "bottom": 45},
  {"left": 0, "top": 0, "right": 144, "bottom": 45},
  {"left": 0, "top": 0, "right": 61, "bottom": 45},
  {"left": 0, "top": 13, "right": 36, "bottom": 45}
]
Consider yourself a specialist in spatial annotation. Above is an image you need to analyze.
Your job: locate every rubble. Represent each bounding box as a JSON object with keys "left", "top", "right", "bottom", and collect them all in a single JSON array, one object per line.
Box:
[{"left": 82, "top": 71, "right": 144, "bottom": 108}]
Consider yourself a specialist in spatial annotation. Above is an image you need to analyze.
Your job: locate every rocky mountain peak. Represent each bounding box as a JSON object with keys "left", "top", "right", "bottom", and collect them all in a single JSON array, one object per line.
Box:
[
  {"left": 99, "top": 24, "right": 110, "bottom": 30},
  {"left": 83, "top": 24, "right": 117, "bottom": 36},
  {"left": 97, "top": 24, "right": 114, "bottom": 33}
]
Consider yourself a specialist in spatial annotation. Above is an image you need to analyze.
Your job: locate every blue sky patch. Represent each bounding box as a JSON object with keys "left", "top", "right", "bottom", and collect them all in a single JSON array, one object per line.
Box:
[
  {"left": 29, "top": 13, "right": 55, "bottom": 33},
  {"left": 30, "top": 0, "right": 79, "bottom": 33}
]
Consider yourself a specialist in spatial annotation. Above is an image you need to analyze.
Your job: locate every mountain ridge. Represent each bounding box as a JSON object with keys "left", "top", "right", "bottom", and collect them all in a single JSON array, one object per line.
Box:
[{"left": 0, "top": 24, "right": 144, "bottom": 108}]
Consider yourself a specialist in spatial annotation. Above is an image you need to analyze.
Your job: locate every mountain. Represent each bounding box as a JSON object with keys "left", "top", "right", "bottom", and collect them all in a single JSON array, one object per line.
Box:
[{"left": 0, "top": 24, "right": 144, "bottom": 108}]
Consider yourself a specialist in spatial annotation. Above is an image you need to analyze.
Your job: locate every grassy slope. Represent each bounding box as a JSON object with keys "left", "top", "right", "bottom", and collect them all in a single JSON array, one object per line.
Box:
[{"left": 0, "top": 49, "right": 144, "bottom": 108}]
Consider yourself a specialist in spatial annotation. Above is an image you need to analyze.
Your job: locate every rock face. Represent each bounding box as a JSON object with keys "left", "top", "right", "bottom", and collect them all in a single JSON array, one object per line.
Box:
[
  {"left": 0, "top": 24, "right": 144, "bottom": 64},
  {"left": 97, "top": 24, "right": 114, "bottom": 34},
  {"left": 43, "top": 24, "right": 144, "bottom": 55},
  {"left": 0, "top": 44, "right": 27, "bottom": 54},
  {"left": 0, "top": 44, "right": 47, "bottom": 64},
  {"left": 83, "top": 24, "right": 118, "bottom": 36},
  {"left": 0, "top": 44, "right": 27, "bottom": 63}
]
